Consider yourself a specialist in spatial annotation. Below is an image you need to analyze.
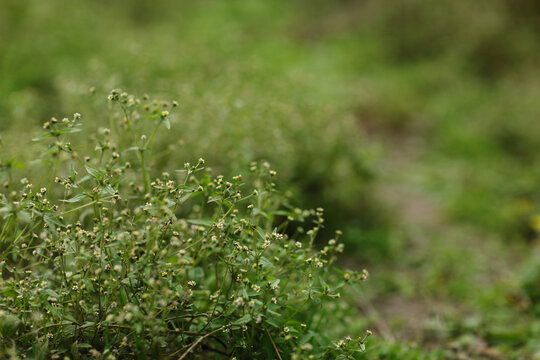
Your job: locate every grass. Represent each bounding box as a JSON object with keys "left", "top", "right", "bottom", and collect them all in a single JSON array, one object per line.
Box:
[
  {"left": 1, "top": 0, "right": 540, "bottom": 358},
  {"left": 1, "top": 0, "right": 382, "bottom": 256}
]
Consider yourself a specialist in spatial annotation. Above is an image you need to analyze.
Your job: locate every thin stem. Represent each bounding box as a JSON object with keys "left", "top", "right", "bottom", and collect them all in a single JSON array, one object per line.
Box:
[
  {"left": 17, "top": 322, "right": 79, "bottom": 340},
  {"left": 175, "top": 324, "right": 232, "bottom": 360},
  {"left": 284, "top": 297, "right": 309, "bottom": 324},
  {"left": 139, "top": 150, "right": 149, "bottom": 194},
  {"left": 58, "top": 196, "right": 113, "bottom": 217},
  {"left": 265, "top": 327, "right": 283, "bottom": 360}
]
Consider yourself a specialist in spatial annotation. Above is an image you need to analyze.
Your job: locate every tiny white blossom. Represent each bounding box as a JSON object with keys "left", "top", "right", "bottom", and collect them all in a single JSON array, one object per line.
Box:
[{"left": 233, "top": 297, "right": 244, "bottom": 306}]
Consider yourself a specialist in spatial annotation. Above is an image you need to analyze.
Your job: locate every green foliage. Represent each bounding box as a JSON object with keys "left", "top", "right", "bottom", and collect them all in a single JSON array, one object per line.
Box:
[
  {"left": 0, "top": 92, "right": 370, "bottom": 359},
  {"left": 0, "top": 0, "right": 386, "bottom": 262},
  {"left": 2, "top": 1, "right": 540, "bottom": 358}
]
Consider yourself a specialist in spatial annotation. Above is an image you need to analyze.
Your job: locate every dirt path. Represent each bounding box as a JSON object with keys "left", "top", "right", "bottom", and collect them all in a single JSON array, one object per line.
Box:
[{"left": 358, "top": 123, "right": 521, "bottom": 358}]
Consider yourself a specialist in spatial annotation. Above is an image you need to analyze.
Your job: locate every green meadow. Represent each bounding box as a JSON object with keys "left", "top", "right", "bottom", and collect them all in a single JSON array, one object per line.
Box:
[{"left": 1, "top": 0, "right": 540, "bottom": 358}]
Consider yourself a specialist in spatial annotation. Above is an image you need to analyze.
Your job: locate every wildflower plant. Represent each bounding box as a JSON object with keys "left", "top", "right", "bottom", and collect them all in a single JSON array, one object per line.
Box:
[{"left": 0, "top": 91, "right": 369, "bottom": 359}]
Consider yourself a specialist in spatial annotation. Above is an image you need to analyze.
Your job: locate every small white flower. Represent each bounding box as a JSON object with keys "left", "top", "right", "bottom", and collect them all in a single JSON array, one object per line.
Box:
[{"left": 233, "top": 297, "right": 244, "bottom": 306}]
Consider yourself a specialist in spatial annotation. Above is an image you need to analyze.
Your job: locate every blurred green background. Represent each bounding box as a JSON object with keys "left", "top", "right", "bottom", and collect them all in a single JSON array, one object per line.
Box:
[{"left": 1, "top": 0, "right": 540, "bottom": 358}]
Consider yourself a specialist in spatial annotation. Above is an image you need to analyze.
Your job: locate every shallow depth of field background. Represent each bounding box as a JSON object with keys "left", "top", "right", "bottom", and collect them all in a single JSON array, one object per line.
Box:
[{"left": 1, "top": 0, "right": 540, "bottom": 358}]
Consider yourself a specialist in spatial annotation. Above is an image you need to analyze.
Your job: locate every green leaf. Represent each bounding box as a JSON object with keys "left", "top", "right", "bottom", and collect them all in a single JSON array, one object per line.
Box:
[
  {"left": 76, "top": 175, "right": 92, "bottom": 185},
  {"left": 179, "top": 191, "right": 202, "bottom": 204},
  {"left": 265, "top": 318, "right": 281, "bottom": 328},
  {"left": 63, "top": 314, "right": 77, "bottom": 323},
  {"left": 253, "top": 208, "right": 270, "bottom": 219},
  {"left": 234, "top": 315, "right": 252, "bottom": 325},
  {"left": 319, "top": 277, "right": 328, "bottom": 291},
  {"left": 255, "top": 226, "right": 267, "bottom": 240},
  {"left": 85, "top": 166, "right": 103, "bottom": 180},
  {"left": 32, "top": 132, "right": 54, "bottom": 141},
  {"left": 70, "top": 341, "right": 80, "bottom": 359},
  {"left": 70, "top": 164, "right": 76, "bottom": 180},
  {"left": 32, "top": 338, "right": 49, "bottom": 360},
  {"left": 45, "top": 216, "right": 63, "bottom": 227},
  {"left": 188, "top": 267, "right": 205, "bottom": 282},
  {"left": 186, "top": 218, "right": 213, "bottom": 227},
  {"left": 0, "top": 314, "right": 21, "bottom": 337},
  {"left": 16, "top": 211, "right": 32, "bottom": 223},
  {"left": 271, "top": 210, "right": 290, "bottom": 216},
  {"left": 266, "top": 309, "right": 282, "bottom": 318},
  {"left": 103, "top": 185, "right": 115, "bottom": 196},
  {"left": 43, "top": 289, "right": 60, "bottom": 298},
  {"left": 224, "top": 307, "right": 236, "bottom": 317},
  {"left": 61, "top": 193, "right": 88, "bottom": 203},
  {"left": 44, "top": 215, "right": 62, "bottom": 234},
  {"left": 162, "top": 118, "right": 171, "bottom": 130},
  {"left": 299, "top": 332, "right": 314, "bottom": 345},
  {"left": 259, "top": 256, "right": 274, "bottom": 269},
  {"left": 119, "top": 288, "right": 129, "bottom": 306},
  {"left": 0, "top": 205, "right": 12, "bottom": 215},
  {"left": 207, "top": 196, "right": 222, "bottom": 203},
  {"left": 58, "top": 127, "right": 82, "bottom": 134}
]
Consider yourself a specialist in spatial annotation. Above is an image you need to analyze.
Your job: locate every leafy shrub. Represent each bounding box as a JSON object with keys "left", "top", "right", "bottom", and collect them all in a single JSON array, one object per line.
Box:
[{"left": 0, "top": 91, "right": 370, "bottom": 359}]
